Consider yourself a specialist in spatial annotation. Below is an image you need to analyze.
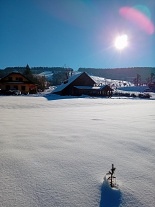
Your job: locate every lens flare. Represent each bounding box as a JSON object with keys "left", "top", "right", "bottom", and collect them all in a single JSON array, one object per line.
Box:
[
  {"left": 133, "top": 5, "right": 151, "bottom": 19},
  {"left": 119, "top": 6, "right": 155, "bottom": 35}
]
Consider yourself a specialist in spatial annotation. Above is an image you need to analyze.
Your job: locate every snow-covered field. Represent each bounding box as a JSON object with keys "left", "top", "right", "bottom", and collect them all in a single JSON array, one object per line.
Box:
[{"left": 0, "top": 95, "right": 155, "bottom": 207}]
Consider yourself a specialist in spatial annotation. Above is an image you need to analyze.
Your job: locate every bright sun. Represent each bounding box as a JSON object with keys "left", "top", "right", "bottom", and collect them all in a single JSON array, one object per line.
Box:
[{"left": 114, "top": 34, "right": 128, "bottom": 50}]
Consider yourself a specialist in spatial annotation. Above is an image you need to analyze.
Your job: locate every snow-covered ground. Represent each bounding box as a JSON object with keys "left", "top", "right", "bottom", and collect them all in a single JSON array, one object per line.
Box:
[{"left": 0, "top": 95, "right": 155, "bottom": 207}]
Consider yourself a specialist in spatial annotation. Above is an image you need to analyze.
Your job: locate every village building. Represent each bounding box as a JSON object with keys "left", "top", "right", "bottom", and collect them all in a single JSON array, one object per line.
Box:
[
  {"left": 53, "top": 72, "right": 113, "bottom": 97},
  {"left": 0, "top": 72, "right": 37, "bottom": 94}
]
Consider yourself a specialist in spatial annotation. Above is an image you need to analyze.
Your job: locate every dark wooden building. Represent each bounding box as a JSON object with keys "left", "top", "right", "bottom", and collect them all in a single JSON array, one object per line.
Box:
[{"left": 53, "top": 72, "right": 113, "bottom": 97}]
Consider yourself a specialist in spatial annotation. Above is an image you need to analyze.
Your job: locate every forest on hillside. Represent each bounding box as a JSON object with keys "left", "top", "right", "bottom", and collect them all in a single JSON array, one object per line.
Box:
[
  {"left": 1, "top": 66, "right": 155, "bottom": 86},
  {"left": 78, "top": 67, "right": 155, "bottom": 84},
  {"left": 0, "top": 66, "right": 73, "bottom": 78}
]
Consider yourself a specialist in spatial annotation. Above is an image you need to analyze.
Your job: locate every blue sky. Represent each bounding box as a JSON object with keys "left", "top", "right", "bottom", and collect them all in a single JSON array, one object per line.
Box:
[{"left": 0, "top": 0, "right": 155, "bottom": 70}]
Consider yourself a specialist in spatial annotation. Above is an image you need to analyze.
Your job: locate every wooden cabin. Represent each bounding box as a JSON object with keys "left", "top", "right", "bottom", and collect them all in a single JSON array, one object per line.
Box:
[
  {"left": 53, "top": 72, "right": 113, "bottom": 97},
  {"left": 0, "top": 72, "right": 37, "bottom": 94}
]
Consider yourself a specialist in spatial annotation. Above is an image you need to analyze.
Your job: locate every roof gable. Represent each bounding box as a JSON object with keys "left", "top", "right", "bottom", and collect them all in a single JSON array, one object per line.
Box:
[
  {"left": 53, "top": 72, "right": 96, "bottom": 93},
  {"left": 0, "top": 72, "right": 33, "bottom": 83}
]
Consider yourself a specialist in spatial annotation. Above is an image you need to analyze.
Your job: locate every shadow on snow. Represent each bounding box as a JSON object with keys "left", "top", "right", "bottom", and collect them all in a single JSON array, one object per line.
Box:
[
  {"left": 43, "top": 94, "right": 97, "bottom": 101},
  {"left": 100, "top": 177, "right": 122, "bottom": 207}
]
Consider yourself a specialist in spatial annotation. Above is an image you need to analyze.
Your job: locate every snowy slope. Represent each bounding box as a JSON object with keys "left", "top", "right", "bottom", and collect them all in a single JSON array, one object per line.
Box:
[
  {"left": 38, "top": 70, "right": 133, "bottom": 88},
  {"left": 38, "top": 71, "right": 53, "bottom": 80},
  {"left": 91, "top": 75, "right": 132, "bottom": 87},
  {"left": 0, "top": 95, "right": 155, "bottom": 207}
]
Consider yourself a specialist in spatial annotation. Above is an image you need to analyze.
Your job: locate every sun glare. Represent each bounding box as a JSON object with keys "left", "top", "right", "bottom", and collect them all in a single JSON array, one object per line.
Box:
[{"left": 114, "top": 34, "right": 128, "bottom": 50}]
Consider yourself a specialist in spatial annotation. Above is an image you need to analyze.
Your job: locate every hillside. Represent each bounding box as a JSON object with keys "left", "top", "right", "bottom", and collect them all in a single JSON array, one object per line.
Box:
[
  {"left": 78, "top": 67, "right": 155, "bottom": 82},
  {"left": 0, "top": 66, "right": 73, "bottom": 78},
  {"left": 1, "top": 66, "right": 155, "bottom": 86}
]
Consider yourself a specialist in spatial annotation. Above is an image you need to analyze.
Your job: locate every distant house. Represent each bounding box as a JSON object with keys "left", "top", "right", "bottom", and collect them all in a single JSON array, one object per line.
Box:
[
  {"left": 53, "top": 72, "right": 113, "bottom": 97},
  {"left": 148, "top": 82, "right": 155, "bottom": 92},
  {"left": 0, "top": 72, "right": 37, "bottom": 94}
]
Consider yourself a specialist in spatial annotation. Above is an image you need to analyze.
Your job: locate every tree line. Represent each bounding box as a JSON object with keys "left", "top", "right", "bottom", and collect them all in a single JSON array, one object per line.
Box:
[
  {"left": 78, "top": 67, "right": 155, "bottom": 85},
  {"left": 0, "top": 65, "right": 73, "bottom": 91}
]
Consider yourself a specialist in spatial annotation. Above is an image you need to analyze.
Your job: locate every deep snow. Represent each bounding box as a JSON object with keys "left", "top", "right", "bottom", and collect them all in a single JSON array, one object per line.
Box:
[{"left": 0, "top": 95, "right": 155, "bottom": 207}]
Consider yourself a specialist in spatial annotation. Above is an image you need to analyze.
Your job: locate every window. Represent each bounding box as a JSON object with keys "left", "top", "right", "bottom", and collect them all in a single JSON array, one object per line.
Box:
[
  {"left": 14, "top": 85, "right": 18, "bottom": 90},
  {"left": 21, "top": 86, "right": 25, "bottom": 91},
  {"left": 16, "top": 77, "right": 23, "bottom": 81},
  {"left": 8, "top": 77, "right": 12, "bottom": 81}
]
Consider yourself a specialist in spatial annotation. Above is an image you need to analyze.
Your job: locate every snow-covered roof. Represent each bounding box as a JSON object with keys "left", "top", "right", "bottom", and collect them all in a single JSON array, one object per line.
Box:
[
  {"left": 118, "top": 86, "right": 149, "bottom": 92},
  {"left": 74, "top": 85, "right": 107, "bottom": 90},
  {"left": 52, "top": 72, "right": 85, "bottom": 93}
]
